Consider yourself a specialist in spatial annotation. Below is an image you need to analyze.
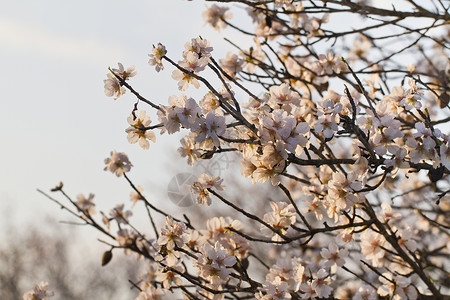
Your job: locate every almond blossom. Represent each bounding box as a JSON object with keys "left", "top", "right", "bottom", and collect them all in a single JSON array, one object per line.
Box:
[
  {"left": 256, "top": 277, "right": 292, "bottom": 300},
  {"left": 360, "top": 230, "right": 386, "bottom": 267},
  {"left": 135, "top": 285, "right": 166, "bottom": 300},
  {"left": 196, "top": 242, "right": 237, "bottom": 287},
  {"left": 171, "top": 69, "right": 200, "bottom": 91},
  {"left": 23, "top": 282, "right": 54, "bottom": 300},
  {"left": 148, "top": 43, "right": 167, "bottom": 72},
  {"left": 75, "top": 193, "right": 96, "bottom": 215},
  {"left": 177, "top": 135, "right": 201, "bottom": 166},
  {"left": 125, "top": 110, "right": 156, "bottom": 150},
  {"left": 112, "top": 62, "right": 137, "bottom": 80},
  {"left": 268, "top": 83, "right": 301, "bottom": 109},
  {"left": 219, "top": 52, "right": 245, "bottom": 79},
  {"left": 109, "top": 203, "right": 132, "bottom": 225},
  {"left": 104, "top": 73, "right": 125, "bottom": 100},
  {"left": 104, "top": 151, "right": 132, "bottom": 177},
  {"left": 157, "top": 217, "right": 189, "bottom": 266},
  {"left": 261, "top": 201, "right": 297, "bottom": 241},
  {"left": 377, "top": 273, "right": 418, "bottom": 300},
  {"left": 319, "top": 242, "right": 348, "bottom": 269},
  {"left": 183, "top": 37, "right": 213, "bottom": 59},
  {"left": 202, "top": 4, "right": 232, "bottom": 31}
]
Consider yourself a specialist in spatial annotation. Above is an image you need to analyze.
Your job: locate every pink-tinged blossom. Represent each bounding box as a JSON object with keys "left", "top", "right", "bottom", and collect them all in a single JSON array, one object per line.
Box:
[
  {"left": 304, "top": 14, "right": 329, "bottom": 38},
  {"left": 186, "top": 229, "right": 201, "bottom": 251},
  {"left": 196, "top": 242, "right": 237, "bottom": 287},
  {"left": 193, "top": 111, "right": 226, "bottom": 147},
  {"left": 205, "top": 216, "right": 241, "bottom": 241},
  {"left": 219, "top": 52, "right": 245, "bottom": 79},
  {"left": 104, "top": 62, "right": 135, "bottom": 99},
  {"left": 377, "top": 202, "right": 402, "bottom": 223},
  {"left": 179, "top": 51, "right": 209, "bottom": 73},
  {"left": 240, "top": 38, "right": 266, "bottom": 73},
  {"left": 205, "top": 112, "right": 226, "bottom": 147},
  {"left": 320, "top": 242, "right": 348, "bottom": 268},
  {"left": 75, "top": 193, "right": 96, "bottom": 215},
  {"left": 349, "top": 35, "right": 372, "bottom": 61},
  {"left": 273, "top": 0, "right": 291, "bottom": 8},
  {"left": 177, "top": 96, "right": 201, "bottom": 128},
  {"left": 240, "top": 157, "right": 258, "bottom": 179},
  {"left": 203, "top": 216, "right": 249, "bottom": 259},
  {"left": 384, "top": 147, "right": 409, "bottom": 177},
  {"left": 372, "top": 126, "right": 404, "bottom": 156},
  {"left": 203, "top": 5, "right": 232, "bottom": 30},
  {"left": 111, "top": 62, "right": 136, "bottom": 80},
  {"left": 268, "top": 83, "right": 301, "bottom": 108},
  {"left": 256, "top": 276, "right": 292, "bottom": 300},
  {"left": 249, "top": 145, "right": 286, "bottom": 186},
  {"left": 302, "top": 196, "right": 326, "bottom": 221},
  {"left": 191, "top": 181, "right": 212, "bottom": 206},
  {"left": 298, "top": 282, "right": 318, "bottom": 299},
  {"left": 260, "top": 109, "right": 298, "bottom": 146},
  {"left": 135, "top": 285, "right": 166, "bottom": 300},
  {"left": 104, "top": 151, "right": 132, "bottom": 177},
  {"left": 171, "top": 69, "right": 200, "bottom": 91},
  {"left": 294, "top": 263, "right": 306, "bottom": 292},
  {"left": 360, "top": 230, "right": 385, "bottom": 267},
  {"left": 311, "top": 269, "right": 332, "bottom": 298},
  {"left": 200, "top": 92, "right": 220, "bottom": 113},
  {"left": 129, "top": 185, "right": 143, "bottom": 207},
  {"left": 158, "top": 94, "right": 201, "bottom": 134},
  {"left": 191, "top": 174, "right": 224, "bottom": 206},
  {"left": 315, "top": 99, "right": 342, "bottom": 139},
  {"left": 385, "top": 78, "right": 423, "bottom": 111},
  {"left": 266, "top": 258, "right": 298, "bottom": 289},
  {"left": 156, "top": 265, "right": 184, "bottom": 290},
  {"left": 317, "top": 51, "right": 346, "bottom": 75},
  {"left": 125, "top": 110, "right": 156, "bottom": 150},
  {"left": 104, "top": 73, "right": 125, "bottom": 100},
  {"left": 157, "top": 216, "right": 189, "bottom": 252},
  {"left": 138, "top": 263, "right": 158, "bottom": 291},
  {"left": 148, "top": 43, "right": 167, "bottom": 72},
  {"left": 198, "top": 174, "right": 225, "bottom": 191},
  {"left": 23, "top": 282, "right": 54, "bottom": 300},
  {"left": 334, "top": 216, "right": 357, "bottom": 245},
  {"left": 261, "top": 201, "right": 297, "bottom": 241},
  {"left": 377, "top": 273, "right": 418, "bottom": 300},
  {"left": 109, "top": 203, "right": 132, "bottom": 225},
  {"left": 101, "top": 211, "right": 111, "bottom": 230},
  {"left": 353, "top": 284, "right": 377, "bottom": 300},
  {"left": 184, "top": 37, "right": 213, "bottom": 59},
  {"left": 177, "top": 135, "right": 201, "bottom": 166},
  {"left": 384, "top": 86, "right": 407, "bottom": 105},
  {"left": 406, "top": 134, "right": 438, "bottom": 165},
  {"left": 116, "top": 228, "right": 137, "bottom": 250},
  {"left": 327, "top": 172, "right": 364, "bottom": 210},
  {"left": 219, "top": 84, "right": 235, "bottom": 106}
]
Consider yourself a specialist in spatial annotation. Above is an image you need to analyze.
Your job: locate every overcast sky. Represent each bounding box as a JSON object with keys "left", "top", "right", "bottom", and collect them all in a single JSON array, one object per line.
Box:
[{"left": 0, "top": 0, "right": 248, "bottom": 232}]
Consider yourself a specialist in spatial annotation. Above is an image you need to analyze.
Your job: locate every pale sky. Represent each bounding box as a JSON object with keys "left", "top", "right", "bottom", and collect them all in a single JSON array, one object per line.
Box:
[{"left": 0, "top": 0, "right": 243, "bottom": 231}]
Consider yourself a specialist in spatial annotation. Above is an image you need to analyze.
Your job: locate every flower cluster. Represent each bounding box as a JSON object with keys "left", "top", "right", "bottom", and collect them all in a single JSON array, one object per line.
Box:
[
  {"left": 23, "top": 282, "right": 54, "bottom": 300},
  {"left": 57, "top": 2, "right": 450, "bottom": 299},
  {"left": 103, "top": 150, "right": 132, "bottom": 177},
  {"left": 103, "top": 63, "right": 136, "bottom": 100},
  {"left": 125, "top": 110, "right": 156, "bottom": 150},
  {"left": 148, "top": 43, "right": 167, "bottom": 72},
  {"left": 172, "top": 37, "right": 213, "bottom": 91}
]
